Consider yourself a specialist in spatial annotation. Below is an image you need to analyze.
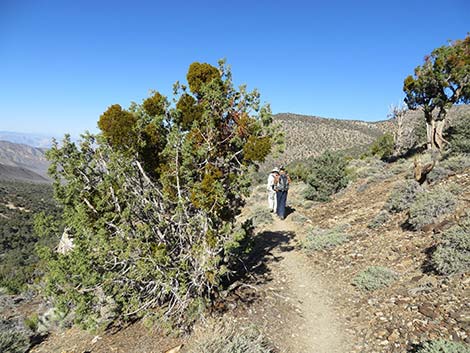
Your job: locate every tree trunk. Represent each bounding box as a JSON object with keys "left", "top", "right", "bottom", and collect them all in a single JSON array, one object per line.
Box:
[
  {"left": 426, "top": 120, "right": 434, "bottom": 150},
  {"left": 424, "top": 110, "right": 448, "bottom": 152},
  {"left": 434, "top": 119, "right": 448, "bottom": 150}
]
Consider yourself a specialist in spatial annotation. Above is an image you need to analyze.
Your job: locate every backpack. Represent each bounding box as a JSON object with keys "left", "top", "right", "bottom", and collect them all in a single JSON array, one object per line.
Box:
[{"left": 277, "top": 174, "right": 289, "bottom": 191}]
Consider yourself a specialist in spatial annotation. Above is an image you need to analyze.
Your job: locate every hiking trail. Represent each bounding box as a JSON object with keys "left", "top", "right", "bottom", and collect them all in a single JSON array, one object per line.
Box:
[{"left": 258, "top": 210, "right": 350, "bottom": 353}]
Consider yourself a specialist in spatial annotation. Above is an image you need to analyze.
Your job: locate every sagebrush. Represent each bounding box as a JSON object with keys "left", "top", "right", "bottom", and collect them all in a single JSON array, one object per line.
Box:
[
  {"left": 303, "top": 226, "right": 349, "bottom": 251},
  {"left": 348, "top": 157, "right": 388, "bottom": 180},
  {"left": 414, "top": 339, "right": 470, "bottom": 353},
  {"left": 368, "top": 210, "right": 390, "bottom": 229},
  {"left": 352, "top": 266, "right": 398, "bottom": 291},
  {"left": 408, "top": 187, "right": 457, "bottom": 230},
  {"left": 431, "top": 218, "right": 470, "bottom": 275},
  {"left": 250, "top": 206, "right": 274, "bottom": 227},
  {"left": 385, "top": 180, "right": 424, "bottom": 213},
  {"left": 440, "top": 154, "right": 470, "bottom": 172},
  {"left": 186, "top": 319, "right": 272, "bottom": 353},
  {"left": 0, "top": 319, "right": 30, "bottom": 353}
]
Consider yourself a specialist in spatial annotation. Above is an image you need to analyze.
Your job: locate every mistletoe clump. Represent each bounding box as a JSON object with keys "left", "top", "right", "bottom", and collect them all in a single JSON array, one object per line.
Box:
[{"left": 39, "top": 60, "right": 282, "bottom": 329}]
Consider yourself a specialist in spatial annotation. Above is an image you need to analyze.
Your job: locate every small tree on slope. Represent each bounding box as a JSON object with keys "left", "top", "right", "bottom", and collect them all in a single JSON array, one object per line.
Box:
[{"left": 403, "top": 35, "right": 470, "bottom": 151}]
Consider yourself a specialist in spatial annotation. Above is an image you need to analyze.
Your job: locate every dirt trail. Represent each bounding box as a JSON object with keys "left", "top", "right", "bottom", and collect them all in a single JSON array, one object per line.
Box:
[{"left": 266, "top": 215, "right": 349, "bottom": 353}]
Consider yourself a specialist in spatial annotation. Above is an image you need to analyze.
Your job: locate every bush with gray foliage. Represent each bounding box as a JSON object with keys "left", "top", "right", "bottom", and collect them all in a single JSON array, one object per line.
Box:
[
  {"left": 431, "top": 218, "right": 470, "bottom": 275},
  {"left": 368, "top": 210, "right": 390, "bottom": 229},
  {"left": 414, "top": 339, "right": 470, "bottom": 353},
  {"left": 348, "top": 157, "right": 388, "bottom": 180},
  {"left": 186, "top": 320, "right": 272, "bottom": 353},
  {"left": 408, "top": 188, "right": 457, "bottom": 230},
  {"left": 250, "top": 206, "right": 273, "bottom": 227},
  {"left": 385, "top": 180, "right": 424, "bottom": 213},
  {"left": 352, "top": 266, "right": 398, "bottom": 291},
  {"left": 303, "top": 226, "right": 349, "bottom": 251},
  {"left": 0, "top": 319, "right": 30, "bottom": 353},
  {"left": 427, "top": 166, "right": 454, "bottom": 184},
  {"left": 440, "top": 154, "right": 470, "bottom": 173}
]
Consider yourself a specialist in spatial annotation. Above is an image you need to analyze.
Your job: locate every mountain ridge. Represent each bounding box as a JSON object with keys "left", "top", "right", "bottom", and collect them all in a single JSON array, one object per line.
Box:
[{"left": 0, "top": 140, "right": 50, "bottom": 183}]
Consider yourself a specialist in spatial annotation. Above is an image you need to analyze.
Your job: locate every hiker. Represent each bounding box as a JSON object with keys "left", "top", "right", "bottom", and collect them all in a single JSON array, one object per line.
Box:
[
  {"left": 275, "top": 167, "right": 291, "bottom": 220},
  {"left": 267, "top": 167, "right": 279, "bottom": 212}
]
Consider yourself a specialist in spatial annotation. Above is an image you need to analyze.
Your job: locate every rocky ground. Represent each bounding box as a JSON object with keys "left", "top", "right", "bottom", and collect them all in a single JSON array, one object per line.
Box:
[{"left": 287, "top": 167, "right": 470, "bottom": 352}]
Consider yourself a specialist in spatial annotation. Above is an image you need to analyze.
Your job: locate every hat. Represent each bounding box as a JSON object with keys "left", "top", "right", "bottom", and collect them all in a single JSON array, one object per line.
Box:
[{"left": 271, "top": 167, "right": 279, "bottom": 173}]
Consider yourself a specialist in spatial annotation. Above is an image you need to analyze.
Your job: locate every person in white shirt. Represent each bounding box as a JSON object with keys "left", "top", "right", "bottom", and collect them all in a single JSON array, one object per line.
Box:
[{"left": 267, "top": 167, "right": 279, "bottom": 212}]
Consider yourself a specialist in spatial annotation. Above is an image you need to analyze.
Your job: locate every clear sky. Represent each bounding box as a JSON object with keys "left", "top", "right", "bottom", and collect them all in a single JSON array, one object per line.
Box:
[{"left": 0, "top": 0, "right": 469, "bottom": 136}]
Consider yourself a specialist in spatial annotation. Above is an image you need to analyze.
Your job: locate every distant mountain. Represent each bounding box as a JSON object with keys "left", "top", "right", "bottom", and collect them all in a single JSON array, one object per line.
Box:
[
  {"left": 264, "top": 105, "right": 470, "bottom": 171},
  {"left": 0, "top": 131, "right": 56, "bottom": 148},
  {"left": 266, "top": 113, "right": 390, "bottom": 169},
  {"left": 0, "top": 163, "right": 50, "bottom": 183},
  {"left": 0, "top": 141, "right": 50, "bottom": 182}
]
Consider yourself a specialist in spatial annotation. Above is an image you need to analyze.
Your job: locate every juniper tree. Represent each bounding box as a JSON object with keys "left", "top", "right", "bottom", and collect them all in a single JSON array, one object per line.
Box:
[
  {"left": 39, "top": 60, "right": 282, "bottom": 329},
  {"left": 403, "top": 35, "right": 470, "bottom": 151}
]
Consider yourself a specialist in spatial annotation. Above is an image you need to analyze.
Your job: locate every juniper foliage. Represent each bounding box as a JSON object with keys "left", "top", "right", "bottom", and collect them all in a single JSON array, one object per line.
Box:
[{"left": 40, "top": 61, "right": 281, "bottom": 329}]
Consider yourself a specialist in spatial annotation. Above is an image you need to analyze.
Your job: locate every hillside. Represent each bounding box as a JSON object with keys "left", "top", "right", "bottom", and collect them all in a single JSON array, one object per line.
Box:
[
  {"left": 0, "top": 141, "right": 50, "bottom": 182},
  {"left": 267, "top": 113, "right": 389, "bottom": 168},
  {"left": 0, "top": 164, "right": 50, "bottom": 183},
  {"left": 266, "top": 106, "right": 470, "bottom": 170},
  {"left": 0, "top": 180, "right": 60, "bottom": 293}
]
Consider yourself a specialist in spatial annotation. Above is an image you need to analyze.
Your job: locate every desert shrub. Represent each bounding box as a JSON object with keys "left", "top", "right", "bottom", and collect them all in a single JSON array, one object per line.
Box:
[
  {"left": 250, "top": 206, "right": 273, "bottom": 227},
  {"left": 303, "top": 200, "right": 314, "bottom": 209},
  {"left": 446, "top": 112, "right": 470, "bottom": 155},
  {"left": 440, "top": 154, "right": 470, "bottom": 172},
  {"left": 36, "top": 306, "right": 73, "bottom": 334},
  {"left": 187, "top": 319, "right": 272, "bottom": 353},
  {"left": 352, "top": 266, "right": 398, "bottom": 291},
  {"left": 366, "top": 132, "right": 395, "bottom": 160},
  {"left": 368, "top": 210, "right": 390, "bottom": 229},
  {"left": 414, "top": 339, "right": 470, "bottom": 353},
  {"left": 348, "top": 157, "right": 388, "bottom": 179},
  {"left": 24, "top": 313, "right": 39, "bottom": 332},
  {"left": 303, "top": 226, "right": 349, "bottom": 251},
  {"left": 389, "top": 158, "right": 411, "bottom": 175},
  {"left": 385, "top": 180, "right": 424, "bottom": 213},
  {"left": 408, "top": 188, "right": 457, "bottom": 230},
  {"left": 0, "top": 331, "right": 29, "bottom": 353},
  {"left": 290, "top": 213, "right": 309, "bottom": 224},
  {"left": 303, "top": 151, "right": 349, "bottom": 202},
  {"left": 0, "top": 319, "right": 30, "bottom": 353},
  {"left": 427, "top": 166, "right": 454, "bottom": 183},
  {"left": 431, "top": 218, "right": 470, "bottom": 275}
]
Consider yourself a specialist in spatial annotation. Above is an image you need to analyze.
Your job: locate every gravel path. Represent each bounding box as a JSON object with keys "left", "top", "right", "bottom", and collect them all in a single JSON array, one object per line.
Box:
[{"left": 266, "top": 215, "right": 349, "bottom": 353}]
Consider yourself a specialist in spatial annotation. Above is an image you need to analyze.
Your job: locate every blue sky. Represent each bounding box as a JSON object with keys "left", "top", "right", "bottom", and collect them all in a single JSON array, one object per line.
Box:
[{"left": 0, "top": 0, "right": 468, "bottom": 136}]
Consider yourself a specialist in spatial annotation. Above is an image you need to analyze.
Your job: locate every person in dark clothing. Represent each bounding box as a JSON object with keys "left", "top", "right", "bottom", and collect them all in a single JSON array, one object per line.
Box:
[{"left": 275, "top": 167, "right": 291, "bottom": 220}]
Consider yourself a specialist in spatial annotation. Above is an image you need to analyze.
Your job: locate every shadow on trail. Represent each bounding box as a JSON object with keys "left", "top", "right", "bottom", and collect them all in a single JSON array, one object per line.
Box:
[
  {"left": 229, "top": 228, "right": 296, "bottom": 285},
  {"left": 214, "top": 228, "right": 295, "bottom": 312},
  {"left": 285, "top": 206, "right": 295, "bottom": 218}
]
